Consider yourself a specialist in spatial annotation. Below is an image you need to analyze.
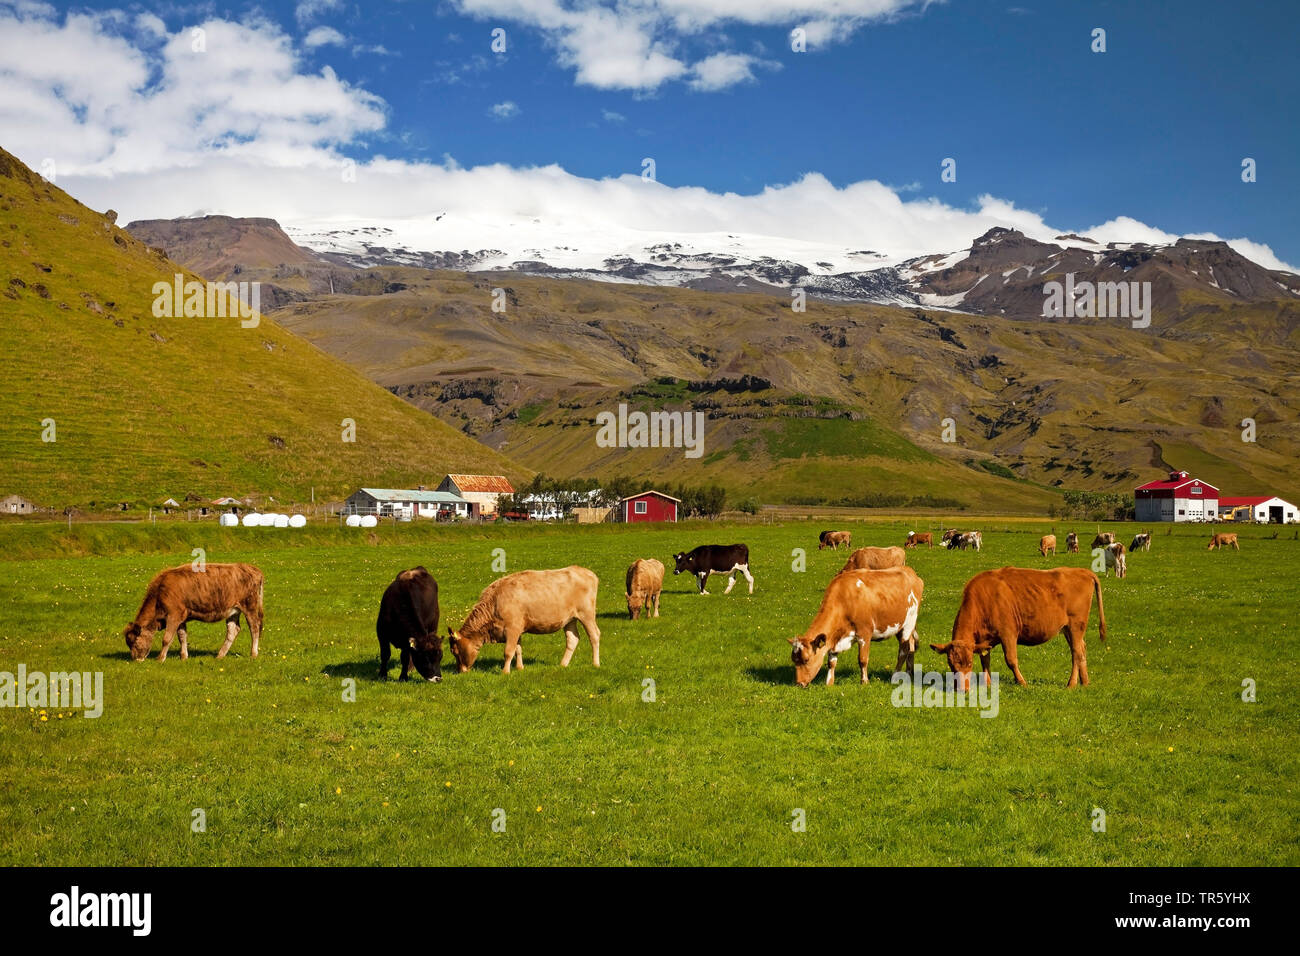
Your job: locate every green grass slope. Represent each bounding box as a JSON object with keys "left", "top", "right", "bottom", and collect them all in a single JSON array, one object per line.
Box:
[{"left": 0, "top": 148, "right": 528, "bottom": 509}]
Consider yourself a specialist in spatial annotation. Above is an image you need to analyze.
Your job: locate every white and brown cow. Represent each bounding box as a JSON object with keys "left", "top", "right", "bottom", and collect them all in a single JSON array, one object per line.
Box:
[
  {"left": 1130, "top": 532, "right": 1151, "bottom": 552},
  {"left": 1091, "top": 532, "right": 1117, "bottom": 549},
  {"left": 1065, "top": 532, "right": 1080, "bottom": 553},
  {"left": 124, "top": 563, "right": 264, "bottom": 662},
  {"left": 930, "top": 566, "right": 1106, "bottom": 689},
  {"left": 1100, "top": 541, "right": 1127, "bottom": 579},
  {"left": 448, "top": 566, "right": 601, "bottom": 674},
  {"left": 1039, "top": 534, "right": 1057, "bottom": 556},
  {"left": 789, "top": 566, "right": 925, "bottom": 687},
  {"left": 818, "top": 530, "right": 852, "bottom": 551},
  {"left": 673, "top": 544, "right": 754, "bottom": 595}
]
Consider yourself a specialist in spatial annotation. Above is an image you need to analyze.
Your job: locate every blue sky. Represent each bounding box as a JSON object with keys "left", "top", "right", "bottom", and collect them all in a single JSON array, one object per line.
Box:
[{"left": 3, "top": 0, "right": 1296, "bottom": 266}]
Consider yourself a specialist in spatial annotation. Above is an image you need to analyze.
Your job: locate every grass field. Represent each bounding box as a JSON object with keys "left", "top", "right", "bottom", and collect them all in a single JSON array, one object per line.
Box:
[{"left": 1, "top": 517, "right": 1297, "bottom": 866}]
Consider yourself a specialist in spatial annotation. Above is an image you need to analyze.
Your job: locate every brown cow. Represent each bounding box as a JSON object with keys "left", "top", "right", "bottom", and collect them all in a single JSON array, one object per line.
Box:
[
  {"left": 124, "top": 563, "right": 264, "bottom": 662},
  {"left": 789, "top": 566, "right": 925, "bottom": 687},
  {"left": 1039, "top": 534, "right": 1057, "bottom": 556},
  {"left": 840, "top": 545, "right": 906, "bottom": 573},
  {"left": 818, "top": 530, "right": 852, "bottom": 551},
  {"left": 1091, "top": 532, "right": 1116, "bottom": 549},
  {"left": 940, "top": 528, "right": 960, "bottom": 545},
  {"left": 1208, "top": 533, "right": 1240, "bottom": 551},
  {"left": 905, "top": 531, "right": 933, "bottom": 548},
  {"left": 448, "top": 566, "right": 601, "bottom": 673},
  {"left": 930, "top": 566, "right": 1106, "bottom": 690},
  {"left": 1065, "top": 532, "right": 1080, "bottom": 553},
  {"left": 625, "top": 558, "right": 664, "bottom": 620},
  {"left": 1101, "top": 542, "right": 1127, "bottom": 579}
]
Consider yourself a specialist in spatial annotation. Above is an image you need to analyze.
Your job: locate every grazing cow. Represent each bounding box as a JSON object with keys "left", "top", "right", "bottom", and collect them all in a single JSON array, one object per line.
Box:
[
  {"left": 905, "top": 531, "right": 933, "bottom": 548},
  {"left": 1066, "top": 532, "right": 1080, "bottom": 553},
  {"left": 672, "top": 544, "right": 754, "bottom": 595},
  {"left": 840, "top": 546, "right": 906, "bottom": 573},
  {"left": 447, "top": 566, "right": 601, "bottom": 674},
  {"left": 625, "top": 558, "right": 664, "bottom": 620},
  {"left": 948, "top": 531, "right": 982, "bottom": 551},
  {"left": 789, "top": 567, "right": 925, "bottom": 687},
  {"left": 1039, "top": 534, "right": 1057, "bottom": 556},
  {"left": 1101, "top": 542, "right": 1127, "bottom": 579},
  {"left": 940, "top": 529, "right": 960, "bottom": 545},
  {"left": 123, "top": 563, "right": 264, "bottom": 662},
  {"left": 930, "top": 566, "right": 1106, "bottom": 689},
  {"left": 1091, "top": 532, "right": 1116, "bottom": 549},
  {"left": 1207, "top": 533, "right": 1240, "bottom": 551},
  {"left": 1130, "top": 532, "right": 1151, "bottom": 552},
  {"left": 376, "top": 567, "right": 442, "bottom": 682},
  {"left": 818, "top": 530, "right": 852, "bottom": 551}
]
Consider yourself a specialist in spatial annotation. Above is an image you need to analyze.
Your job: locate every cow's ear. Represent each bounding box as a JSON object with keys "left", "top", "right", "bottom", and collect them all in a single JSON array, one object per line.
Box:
[
  {"left": 811, "top": 634, "right": 826, "bottom": 650},
  {"left": 786, "top": 636, "right": 797, "bottom": 645},
  {"left": 972, "top": 640, "right": 995, "bottom": 653},
  {"left": 929, "top": 642, "right": 951, "bottom": 653},
  {"left": 408, "top": 637, "right": 417, "bottom": 649}
]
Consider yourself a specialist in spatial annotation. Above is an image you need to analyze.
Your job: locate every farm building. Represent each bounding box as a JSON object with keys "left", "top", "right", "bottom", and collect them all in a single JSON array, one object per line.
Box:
[
  {"left": 344, "top": 488, "right": 474, "bottom": 520},
  {"left": 1219, "top": 496, "right": 1299, "bottom": 524},
  {"left": 1134, "top": 471, "right": 1220, "bottom": 522},
  {"left": 1, "top": 494, "right": 35, "bottom": 515},
  {"left": 437, "top": 474, "right": 514, "bottom": 516},
  {"left": 618, "top": 490, "right": 679, "bottom": 523}
]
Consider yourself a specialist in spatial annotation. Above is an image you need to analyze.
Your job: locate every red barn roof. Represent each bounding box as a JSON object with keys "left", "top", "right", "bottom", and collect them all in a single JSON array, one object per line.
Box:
[
  {"left": 1135, "top": 471, "right": 1219, "bottom": 494},
  {"left": 620, "top": 490, "right": 682, "bottom": 502}
]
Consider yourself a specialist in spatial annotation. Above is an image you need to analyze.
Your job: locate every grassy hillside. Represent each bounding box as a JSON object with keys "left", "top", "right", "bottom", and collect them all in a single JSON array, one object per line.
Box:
[{"left": 0, "top": 148, "right": 528, "bottom": 510}]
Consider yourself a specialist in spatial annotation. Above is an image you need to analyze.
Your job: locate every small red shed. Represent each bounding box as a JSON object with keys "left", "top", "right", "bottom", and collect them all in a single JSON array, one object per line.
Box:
[{"left": 620, "top": 490, "right": 679, "bottom": 523}]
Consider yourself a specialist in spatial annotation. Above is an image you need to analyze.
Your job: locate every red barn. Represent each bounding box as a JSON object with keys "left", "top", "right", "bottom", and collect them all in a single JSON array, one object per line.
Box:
[
  {"left": 619, "top": 490, "right": 679, "bottom": 523},
  {"left": 1134, "top": 471, "right": 1220, "bottom": 522}
]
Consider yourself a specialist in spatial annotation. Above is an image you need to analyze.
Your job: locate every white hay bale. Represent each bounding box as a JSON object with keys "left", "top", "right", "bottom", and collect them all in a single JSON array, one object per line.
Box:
[
  {"left": 218, "top": 513, "right": 239, "bottom": 527},
  {"left": 241, "top": 513, "right": 261, "bottom": 527},
  {"left": 288, "top": 514, "right": 307, "bottom": 528},
  {"left": 273, "top": 514, "right": 289, "bottom": 528},
  {"left": 345, "top": 514, "right": 362, "bottom": 527},
  {"left": 359, "top": 514, "right": 378, "bottom": 528}
]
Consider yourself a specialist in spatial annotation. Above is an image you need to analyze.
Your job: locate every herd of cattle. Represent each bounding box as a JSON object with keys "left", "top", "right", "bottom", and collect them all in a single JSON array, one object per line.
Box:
[{"left": 120, "top": 527, "right": 1240, "bottom": 689}]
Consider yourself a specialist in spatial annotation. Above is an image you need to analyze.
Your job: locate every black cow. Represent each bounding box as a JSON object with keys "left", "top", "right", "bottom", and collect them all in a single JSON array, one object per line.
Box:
[
  {"left": 377, "top": 567, "right": 443, "bottom": 681},
  {"left": 672, "top": 544, "right": 754, "bottom": 595}
]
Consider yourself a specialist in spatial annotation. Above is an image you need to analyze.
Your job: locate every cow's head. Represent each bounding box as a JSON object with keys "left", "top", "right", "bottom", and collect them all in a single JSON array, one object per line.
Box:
[
  {"left": 789, "top": 634, "right": 829, "bottom": 687},
  {"left": 929, "top": 639, "right": 994, "bottom": 691},
  {"left": 407, "top": 632, "right": 443, "bottom": 682},
  {"left": 123, "top": 622, "right": 155, "bottom": 661},
  {"left": 626, "top": 591, "right": 644, "bottom": 620},
  {"left": 446, "top": 627, "right": 479, "bottom": 673},
  {"left": 672, "top": 552, "right": 690, "bottom": 575}
]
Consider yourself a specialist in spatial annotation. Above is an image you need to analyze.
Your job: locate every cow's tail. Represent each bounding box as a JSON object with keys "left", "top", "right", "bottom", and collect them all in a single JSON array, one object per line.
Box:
[{"left": 1092, "top": 573, "right": 1107, "bottom": 642}]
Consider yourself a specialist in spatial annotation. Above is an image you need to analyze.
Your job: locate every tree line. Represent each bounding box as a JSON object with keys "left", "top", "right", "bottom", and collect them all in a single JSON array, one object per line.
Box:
[{"left": 495, "top": 474, "right": 728, "bottom": 519}]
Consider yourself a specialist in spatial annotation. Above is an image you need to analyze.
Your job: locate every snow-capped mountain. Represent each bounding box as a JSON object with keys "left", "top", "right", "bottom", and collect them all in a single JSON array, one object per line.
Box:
[{"left": 284, "top": 217, "right": 1300, "bottom": 314}]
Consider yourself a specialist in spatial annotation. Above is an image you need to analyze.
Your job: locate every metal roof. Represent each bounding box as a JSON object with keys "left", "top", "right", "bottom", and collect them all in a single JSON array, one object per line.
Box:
[
  {"left": 444, "top": 474, "right": 515, "bottom": 494},
  {"left": 357, "top": 488, "right": 469, "bottom": 503}
]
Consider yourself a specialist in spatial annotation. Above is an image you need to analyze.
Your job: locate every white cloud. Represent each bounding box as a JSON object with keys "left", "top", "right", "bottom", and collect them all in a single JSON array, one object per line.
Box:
[
  {"left": 688, "top": 51, "right": 776, "bottom": 90},
  {"left": 601, "top": 108, "right": 626, "bottom": 123},
  {"left": 295, "top": 0, "right": 343, "bottom": 28},
  {"left": 451, "top": 0, "right": 928, "bottom": 90},
  {"left": 489, "top": 100, "right": 520, "bottom": 119},
  {"left": 304, "top": 26, "right": 346, "bottom": 48}
]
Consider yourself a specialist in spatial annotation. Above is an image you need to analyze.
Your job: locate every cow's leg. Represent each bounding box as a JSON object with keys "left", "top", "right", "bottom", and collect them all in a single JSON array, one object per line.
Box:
[
  {"left": 559, "top": 625, "right": 580, "bottom": 668},
  {"left": 723, "top": 570, "right": 736, "bottom": 595},
  {"left": 513, "top": 642, "right": 524, "bottom": 670},
  {"left": 378, "top": 638, "right": 391, "bottom": 679},
  {"left": 157, "top": 613, "right": 184, "bottom": 661},
  {"left": 399, "top": 647, "right": 413, "bottom": 681},
  {"left": 177, "top": 625, "right": 189, "bottom": 661},
  {"left": 1066, "top": 623, "right": 1089, "bottom": 688},
  {"left": 652, "top": 592, "right": 660, "bottom": 618},
  {"left": 860, "top": 640, "right": 874, "bottom": 684},
  {"left": 825, "top": 654, "right": 837, "bottom": 686},
  {"left": 217, "top": 611, "right": 240, "bottom": 659},
  {"left": 578, "top": 612, "right": 601, "bottom": 667},
  {"left": 1002, "top": 639, "right": 1028, "bottom": 687},
  {"left": 739, "top": 563, "right": 754, "bottom": 594},
  {"left": 246, "top": 605, "right": 262, "bottom": 659},
  {"left": 979, "top": 649, "right": 993, "bottom": 687},
  {"left": 697, "top": 572, "right": 709, "bottom": 595},
  {"left": 502, "top": 631, "right": 522, "bottom": 673}
]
